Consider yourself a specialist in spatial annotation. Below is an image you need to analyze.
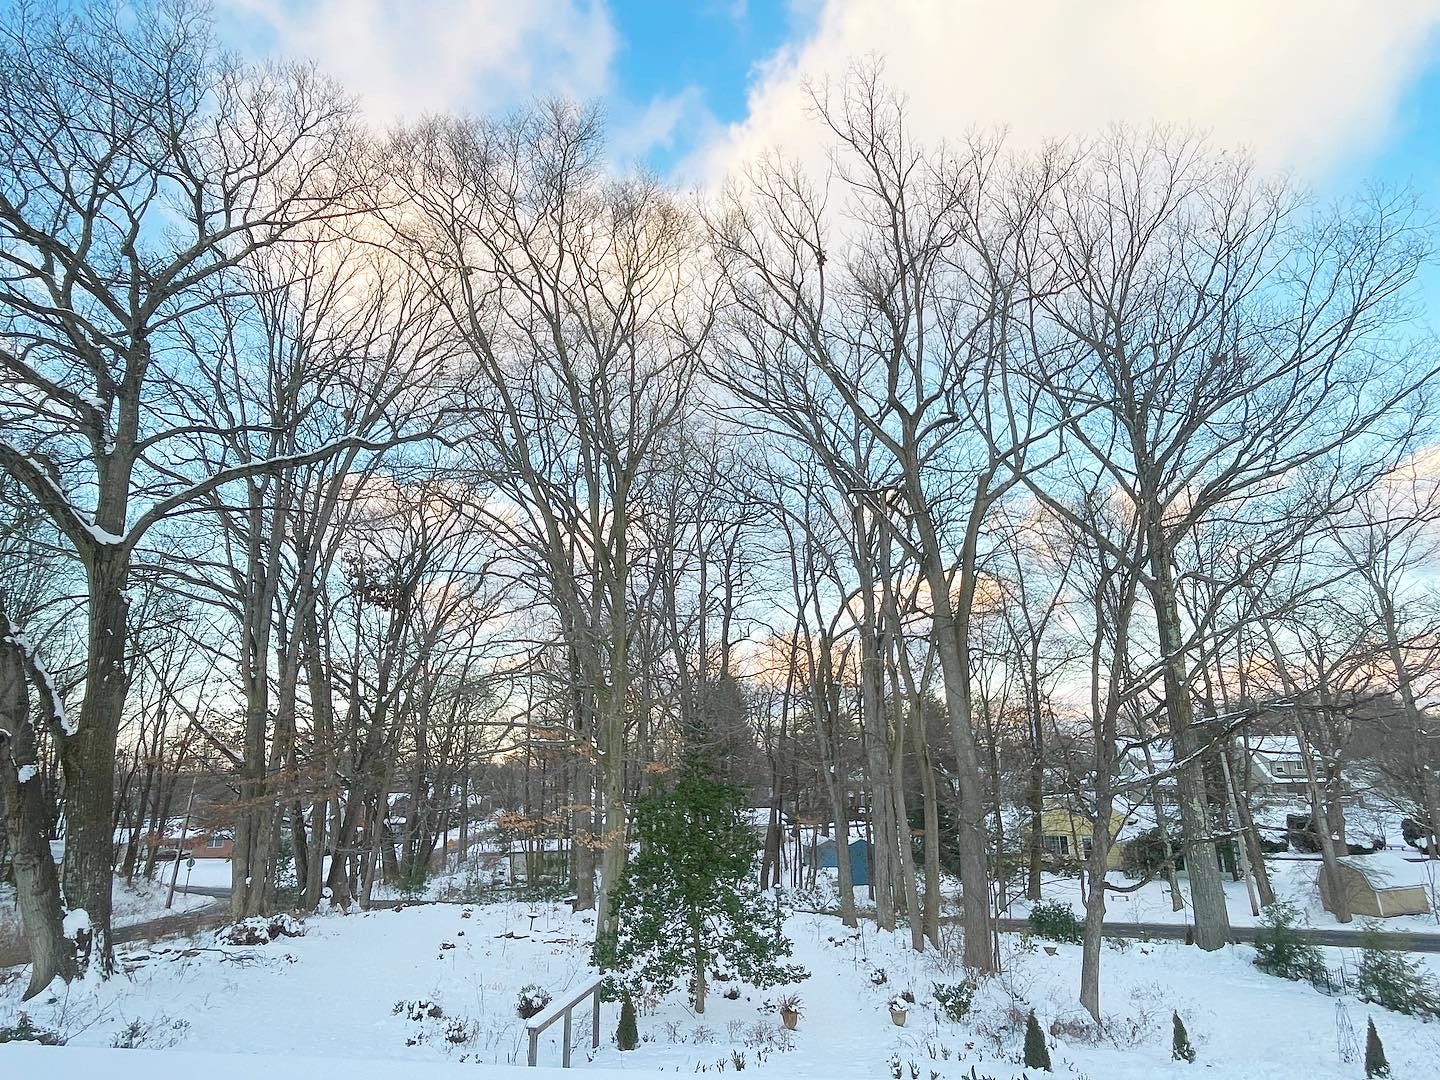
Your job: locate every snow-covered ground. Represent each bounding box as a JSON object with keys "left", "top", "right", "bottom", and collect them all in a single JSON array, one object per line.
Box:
[
  {"left": 0, "top": 1044, "right": 670, "bottom": 1079},
  {"left": 1003, "top": 856, "right": 1440, "bottom": 934},
  {"left": 3, "top": 898, "right": 1437, "bottom": 1078}
]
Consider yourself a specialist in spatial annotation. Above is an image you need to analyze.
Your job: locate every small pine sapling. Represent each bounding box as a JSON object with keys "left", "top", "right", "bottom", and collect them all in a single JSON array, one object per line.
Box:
[
  {"left": 1365, "top": 1018, "right": 1389, "bottom": 1078},
  {"left": 1171, "top": 1011, "right": 1196, "bottom": 1062},
  {"left": 1359, "top": 926, "right": 1440, "bottom": 1018},
  {"left": 1023, "top": 1009, "right": 1052, "bottom": 1072},
  {"left": 593, "top": 755, "right": 808, "bottom": 1013},
  {"left": 616, "top": 993, "right": 638, "bottom": 1051}
]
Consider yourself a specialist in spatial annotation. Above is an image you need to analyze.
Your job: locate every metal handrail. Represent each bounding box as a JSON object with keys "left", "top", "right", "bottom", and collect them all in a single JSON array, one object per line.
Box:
[{"left": 525, "top": 974, "right": 604, "bottom": 1068}]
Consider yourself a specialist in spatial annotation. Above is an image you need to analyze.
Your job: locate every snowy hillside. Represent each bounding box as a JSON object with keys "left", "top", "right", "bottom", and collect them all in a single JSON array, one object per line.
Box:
[{"left": 3, "top": 901, "right": 1437, "bottom": 1079}]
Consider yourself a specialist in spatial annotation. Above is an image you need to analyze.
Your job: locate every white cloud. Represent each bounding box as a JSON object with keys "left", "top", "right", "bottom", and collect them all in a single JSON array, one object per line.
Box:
[
  {"left": 223, "top": 0, "right": 618, "bottom": 124},
  {"left": 685, "top": 0, "right": 1440, "bottom": 185}
]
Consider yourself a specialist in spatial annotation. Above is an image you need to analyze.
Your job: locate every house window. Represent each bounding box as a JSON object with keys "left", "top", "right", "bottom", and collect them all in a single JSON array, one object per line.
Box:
[
  {"left": 206, "top": 836, "right": 225, "bottom": 849},
  {"left": 1041, "top": 834, "right": 1070, "bottom": 856}
]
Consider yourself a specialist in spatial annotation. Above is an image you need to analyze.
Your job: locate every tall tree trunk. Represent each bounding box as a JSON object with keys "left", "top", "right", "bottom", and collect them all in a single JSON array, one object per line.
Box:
[
  {"left": 1078, "top": 805, "right": 1113, "bottom": 1021},
  {"left": 1148, "top": 538, "right": 1229, "bottom": 950},
  {"left": 61, "top": 548, "right": 129, "bottom": 975},
  {"left": 0, "top": 643, "right": 74, "bottom": 999},
  {"left": 1296, "top": 712, "right": 1350, "bottom": 923}
]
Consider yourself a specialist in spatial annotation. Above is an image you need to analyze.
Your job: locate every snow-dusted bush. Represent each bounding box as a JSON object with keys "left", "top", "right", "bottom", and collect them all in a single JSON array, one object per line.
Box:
[
  {"left": 0, "top": 1013, "right": 62, "bottom": 1045},
  {"left": 1120, "top": 826, "right": 1173, "bottom": 880},
  {"left": 516, "top": 984, "right": 552, "bottom": 1019},
  {"left": 1358, "top": 929, "right": 1440, "bottom": 1019},
  {"left": 1027, "top": 899, "right": 1082, "bottom": 944},
  {"left": 215, "top": 914, "right": 305, "bottom": 945},
  {"left": 932, "top": 979, "right": 977, "bottom": 1022},
  {"left": 442, "top": 1018, "right": 473, "bottom": 1045},
  {"left": 110, "top": 1016, "right": 191, "bottom": 1050},
  {"left": 393, "top": 999, "right": 445, "bottom": 1021}
]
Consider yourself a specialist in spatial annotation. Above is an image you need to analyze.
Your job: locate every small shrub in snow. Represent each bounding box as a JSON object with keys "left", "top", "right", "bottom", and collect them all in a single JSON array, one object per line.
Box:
[
  {"left": 393, "top": 864, "right": 428, "bottom": 900},
  {"left": 616, "top": 993, "right": 638, "bottom": 1051},
  {"left": 393, "top": 999, "right": 444, "bottom": 1021},
  {"left": 1022, "top": 1010, "right": 1051, "bottom": 1072},
  {"left": 110, "top": 1016, "right": 190, "bottom": 1050},
  {"left": 0, "top": 1013, "right": 63, "bottom": 1045},
  {"left": 1048, "top": 1014, "right": 1101, "bottom": 1044},
  {"left": 691, "top": 1024, "right": 716, "bottom": 1045},
  {"left": 1364, "top": 1017, "right": 1389, "bottom": 1078},
  {"left": 1252, "top": 901, "right": 1323, "bottom": 982},
  {"left": 1358, "top": 928, "right": 1440, "bottom": 1019},
  {"left": 215, "top": 914, "right": 305, "bottom": 946},
  {"left": 1120, "top": 825, "right": 1174, "bottom": 880},
  {"left": 442, "top": 1018, "right": 472, "bottom": 1045},
  {"left": 1171, "top": 1011, "right": 1196, "bottom": 1062},
  {"left": 515, "top": 984, "right": 552, "bottom": 1019},
  {"left": 1027, "top": 900, "right": 1082, "bottom": 944},
  {"left": 869, "top": 966, "right": 888, "bottom": 986},
  {"left": 931, "top": 979, "right": 977, "bottom": 1022}
]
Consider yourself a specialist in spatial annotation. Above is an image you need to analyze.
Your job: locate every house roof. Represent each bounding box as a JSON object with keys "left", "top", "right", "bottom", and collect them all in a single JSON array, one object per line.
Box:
[
  {"left": 1245, "top": 735, "right": 1302, "bottom": 758},
  {"left": 1337, "top": 852, "right": 1432, "bottom": 891}
]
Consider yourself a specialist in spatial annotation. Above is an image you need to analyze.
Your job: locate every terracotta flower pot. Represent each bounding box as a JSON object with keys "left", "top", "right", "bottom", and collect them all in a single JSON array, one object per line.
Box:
[
  {"left": 890, "top": 1008, "right": 908, "bottom": 1027},
  {"left": 780, "top": 1008, "right": 799, "bottom": 1030}
]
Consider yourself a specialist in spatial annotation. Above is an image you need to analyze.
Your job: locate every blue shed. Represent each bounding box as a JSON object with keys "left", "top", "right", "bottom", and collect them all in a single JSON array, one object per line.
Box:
[{"left": 814, "top": 837, "right": 872, "bottom": 886}]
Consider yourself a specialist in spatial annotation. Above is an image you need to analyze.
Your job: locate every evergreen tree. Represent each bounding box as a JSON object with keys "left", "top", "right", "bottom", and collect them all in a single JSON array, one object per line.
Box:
[
  {"left": 1023, "top": 1010, "right": 1052, "bottom": 1072},
  {"left": 616, "top": 993, "right": 638, "bottom": 1051},
  {"left": 1365, "top": 1018, "right": 1389, "bottom": 1078},
  {"left": 593, "top": 756, "right": 807, "bottom": 1012},
  {"left": 1171, "top": 1011, "right": 1196, "bottom": 1062},
  {"left": 1359, "top": 928, "right": 1440, "bottom": 1018}
]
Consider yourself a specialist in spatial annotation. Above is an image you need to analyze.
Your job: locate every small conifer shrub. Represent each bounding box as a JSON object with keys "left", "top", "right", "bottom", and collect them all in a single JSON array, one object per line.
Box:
[
  {"left": 1365, "top": 1018, "right": 1389, "bottom": 1078},
  {"left": 616, "top": 993, "right": 638, "bottom": 1051},
  {"left": 1023, "top": 1009, "right": 1052, "bottom": 1071}
]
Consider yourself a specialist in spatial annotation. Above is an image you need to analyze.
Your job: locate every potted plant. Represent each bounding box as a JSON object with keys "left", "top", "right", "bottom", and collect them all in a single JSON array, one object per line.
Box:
[
  {"left": 887, "top": 994, "right": 911, "bottom": 1027},
  {"left": 777, "top": 993, "right": 803, "bottom": 1030}
]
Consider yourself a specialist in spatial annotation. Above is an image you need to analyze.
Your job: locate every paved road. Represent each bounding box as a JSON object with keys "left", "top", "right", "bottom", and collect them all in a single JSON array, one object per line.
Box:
[
  {"left": 990, "top": 916, "right": 1440, "bottom": 953},
  {"left": 174, "top": 884, "right": 232, "bottom": 899},
  {"left": 0, "top": 900, "right": 233, "bottom": 968}
]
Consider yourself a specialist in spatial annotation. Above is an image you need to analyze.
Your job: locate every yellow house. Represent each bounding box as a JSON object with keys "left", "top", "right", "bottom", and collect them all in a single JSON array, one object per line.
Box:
[{"left": 1036, "top": 803, "right": 1129, "bottom": 871}]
